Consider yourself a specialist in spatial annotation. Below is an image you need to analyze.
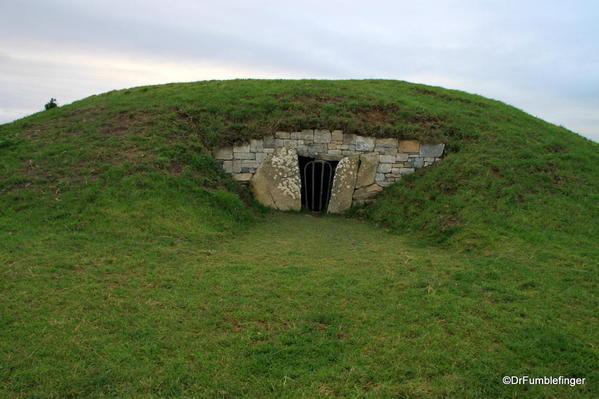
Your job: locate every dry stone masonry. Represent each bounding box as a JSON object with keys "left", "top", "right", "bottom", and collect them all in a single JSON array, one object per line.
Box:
[{"left": 214, "top": 129, "right": 444, "bottom": 213}]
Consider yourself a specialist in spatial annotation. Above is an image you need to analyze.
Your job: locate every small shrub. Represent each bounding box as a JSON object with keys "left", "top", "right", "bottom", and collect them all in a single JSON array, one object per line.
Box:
[{"left": 44, "top": 98, "right": 58, "bottom": 110}]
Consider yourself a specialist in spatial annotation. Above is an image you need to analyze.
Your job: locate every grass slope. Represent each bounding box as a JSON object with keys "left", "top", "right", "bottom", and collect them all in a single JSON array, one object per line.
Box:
[
  {"left": 1, "top": 79, "right": 598, "bottom": 398},
  {"left": 3, "top": 214, "right": 597, "bottom": 398}
]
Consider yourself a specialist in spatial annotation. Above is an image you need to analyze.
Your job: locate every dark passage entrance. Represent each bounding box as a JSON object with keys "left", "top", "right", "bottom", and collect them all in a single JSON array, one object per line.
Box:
[{"left": 299, "top": 156, "right": 338, "bottom": 212}]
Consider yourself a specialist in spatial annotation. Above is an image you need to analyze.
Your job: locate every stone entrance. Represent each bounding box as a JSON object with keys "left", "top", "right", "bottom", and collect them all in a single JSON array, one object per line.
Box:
[
  {"left": 213, "top": 130, "right": 445, "bottom": 213},
  {"left": 299, "top": 157, "right": 337, "bottom": 212}
]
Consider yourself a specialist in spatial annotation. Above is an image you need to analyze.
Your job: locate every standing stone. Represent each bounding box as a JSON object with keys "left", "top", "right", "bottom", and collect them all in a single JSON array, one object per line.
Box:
[
  {"left": 328, "top": 156, "right": 359, "bottom": 213},
  {"left": 250, "top": 148, "right": 301, "bottom": 211},
  {"left": 355, "top": 153, "right": 379, "bottom": 188}
]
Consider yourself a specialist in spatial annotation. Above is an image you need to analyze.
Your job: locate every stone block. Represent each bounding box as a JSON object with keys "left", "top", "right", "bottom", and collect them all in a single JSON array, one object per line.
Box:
[
  {"left": 353, "top": 183, "right": 384, "bottom": 204},
  {"left": 377, "top": 163, "right": 392, "bottom": 173},
  {"left": 376, "top": 146, "right": 397, "bottom": 156},
  {"left": 256, "top": 152, "right": 266, "bottom": 162},
  {"left": 314, "top": 129, "right": 332, "bottom": 143},
  {"left": 233, "top": 151, "right": 255, "bottom": 160},
  {"left": 411, "top": 157, "right": 424, "bottom": 168},
  {"left": 300, "top": 129, "right": 314, "bottom": 141},
  {"left": 263, "top": 148, "right": 274, "bottom": 154},
  {"left": 420, "top": 143, "right": 445, "bottom": 158},
  {"left": 342, "top": 133, "right": 356, "bottom": 145},
  {"left": 321, "top": 153, "right": 342, "bottom": 161},
  {"left": 232, "top": 160, "right": 243, "bottom": 173},
  {"left": 399, "top": 168, "right": 415, "bottom": 175},
  {"left": 375, "top": 138, "right": 398, "bottom": 147},
  {"left": 379, "top": 155, "right": 395, "bottom": 163},
  {"left": 396, "top": 153, "right": 409, "bottom": 162},
  {"left": 214, "top": 146, "right": 233, "bottom": 160},
  {"left": 275, "top": 131, "right": 290, "bottom": 139},
  {"left": 307, "top": 144, "right": 328, "bottom": 155},
  {"left": 355, "top": 136, "right": 375, "bottom": 151},
  {"left": 283, "top": 139, "right": 299, "bottom": 148},
  {"left": 399, "top": 140, "right": 420, "bottom": 153},
  {"left": 263, "top": 136, "right": 276, "bottom": 148},
  {"left": 290, "top": 131, "right": 302, "bottom": 139},
  {"left": 331, "top": 130, "right": 344, "bottom": 141},
  {"left": 233, "top": 173, "right": 252, "bottom": 182},
  {"left": 222, "top": 161, "right": 233, "bottom": 173},
  {"left": 375, "top": 173, "right": 385, "bottom": 182},
  {"left": 242, "top": 160, "right": 259, "bottom": 169},
  {"left": 233, "top": 144, "right": 251, "bottom": 153},
  {"left": 250, "top": 139, "right": 263, "bottom": 152}
]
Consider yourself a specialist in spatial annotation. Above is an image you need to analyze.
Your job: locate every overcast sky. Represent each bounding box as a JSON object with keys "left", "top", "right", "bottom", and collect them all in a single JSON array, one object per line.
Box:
[{"left": 1, "top": 0, "right": 598, "bottom": 141}]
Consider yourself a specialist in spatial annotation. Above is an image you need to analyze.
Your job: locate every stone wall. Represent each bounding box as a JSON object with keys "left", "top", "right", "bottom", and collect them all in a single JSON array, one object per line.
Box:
[{"left": 214, "top": 129, "right": 444, "bottom": 212}]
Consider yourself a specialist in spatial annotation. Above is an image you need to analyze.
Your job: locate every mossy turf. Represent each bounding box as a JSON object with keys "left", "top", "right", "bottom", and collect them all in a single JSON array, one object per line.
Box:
[{"left": 1, "top": 79, "right": 598, "bottom": 398}]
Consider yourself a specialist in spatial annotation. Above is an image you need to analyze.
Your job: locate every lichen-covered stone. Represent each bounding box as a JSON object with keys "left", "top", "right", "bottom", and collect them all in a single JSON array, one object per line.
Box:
[
  {"left": 328, "top": 156, "right": 359, "bottom": 213},
  {"left": 250, "top": 148, "right": 301, "bottom": 211}
]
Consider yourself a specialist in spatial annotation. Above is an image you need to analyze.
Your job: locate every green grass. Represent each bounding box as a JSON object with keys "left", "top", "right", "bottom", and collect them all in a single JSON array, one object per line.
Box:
[{"left": 1, "top": 79, "right": 598, "bottom": 397}]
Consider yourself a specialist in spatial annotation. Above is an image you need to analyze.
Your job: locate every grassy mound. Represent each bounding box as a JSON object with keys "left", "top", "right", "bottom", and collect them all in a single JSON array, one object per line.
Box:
[
  {"left": 2, "top": 79, "right": 597, "bottom": 249},
  {"left": 1, "top": 80, "right": 597, "bottom": 397}
]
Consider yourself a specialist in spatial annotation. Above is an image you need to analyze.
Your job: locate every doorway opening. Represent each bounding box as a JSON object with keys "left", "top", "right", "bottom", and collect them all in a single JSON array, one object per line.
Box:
[{"left": 299, "top": 156, "right": 338, "bottom": 212}]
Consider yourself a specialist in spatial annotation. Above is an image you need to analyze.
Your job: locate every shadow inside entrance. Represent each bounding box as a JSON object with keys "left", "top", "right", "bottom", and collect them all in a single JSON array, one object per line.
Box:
[{"left": 299, "top": 156, "right": 338, "bottom": 212}]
